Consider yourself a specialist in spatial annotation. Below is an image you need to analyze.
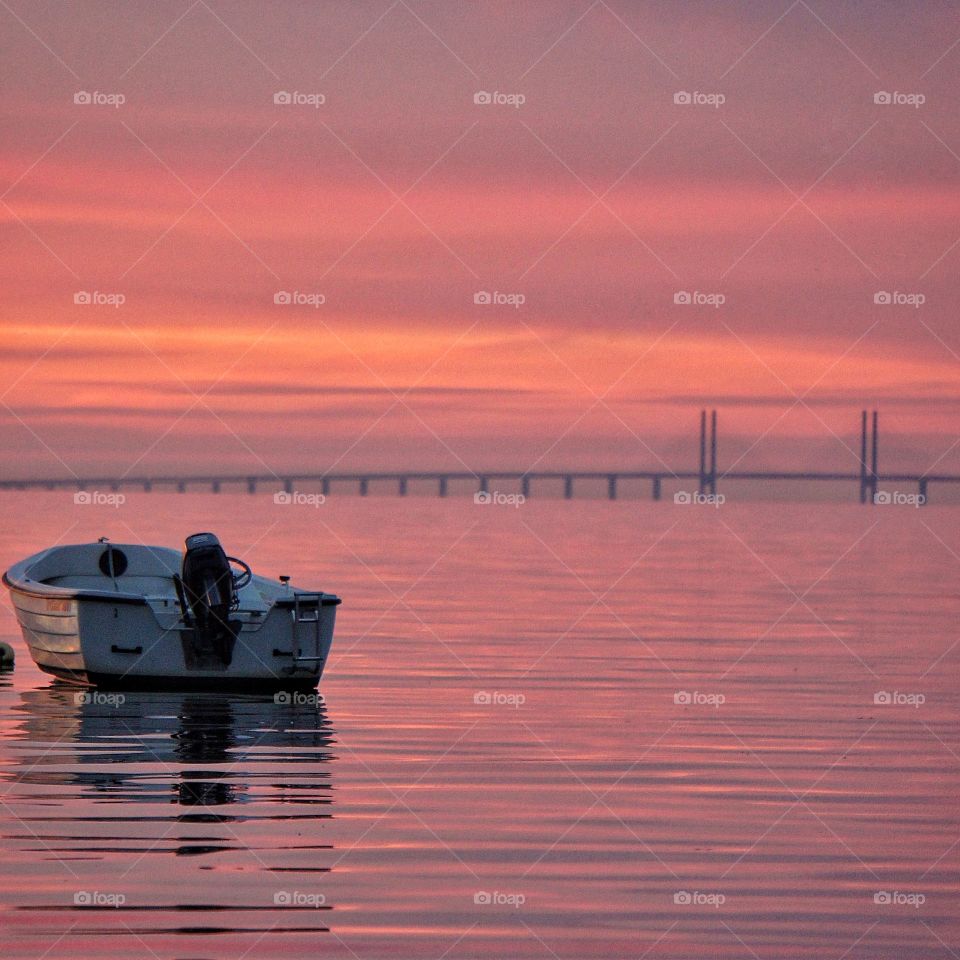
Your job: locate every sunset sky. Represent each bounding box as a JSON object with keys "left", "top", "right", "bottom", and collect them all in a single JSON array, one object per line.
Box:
[{"left": 1, "top": 0, "right": 958, "bottom": 479}]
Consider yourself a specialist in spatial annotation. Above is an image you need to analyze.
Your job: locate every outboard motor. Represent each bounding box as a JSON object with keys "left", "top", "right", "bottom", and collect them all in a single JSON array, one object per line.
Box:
[{"left": 180, "top": 532, "right": 241, "bottom": 666}]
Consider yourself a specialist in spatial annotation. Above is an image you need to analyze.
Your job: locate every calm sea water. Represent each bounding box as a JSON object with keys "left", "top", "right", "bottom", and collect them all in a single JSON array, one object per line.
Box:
[{"left": 0, "top": 493, "right": 957, "bottom": 959}]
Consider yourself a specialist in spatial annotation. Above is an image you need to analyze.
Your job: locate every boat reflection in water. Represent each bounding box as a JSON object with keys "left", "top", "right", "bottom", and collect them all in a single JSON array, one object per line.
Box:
[
  {"left": 11, "top": 686, "right": 336, "bottom": 810},
  {"left": 5, "top": 683, "right": 337, "bottom": 950}
]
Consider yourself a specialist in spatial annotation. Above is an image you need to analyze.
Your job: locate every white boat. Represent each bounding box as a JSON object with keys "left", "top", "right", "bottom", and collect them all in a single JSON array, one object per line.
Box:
[{"left": 2, "top": 533, "right": 340, "bottom": 691}]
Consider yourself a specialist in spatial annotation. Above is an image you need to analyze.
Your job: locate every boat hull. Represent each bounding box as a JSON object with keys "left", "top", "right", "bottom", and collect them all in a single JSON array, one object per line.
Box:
[{"left": 6, "top": 578, "right": 338, "bottom": 692}]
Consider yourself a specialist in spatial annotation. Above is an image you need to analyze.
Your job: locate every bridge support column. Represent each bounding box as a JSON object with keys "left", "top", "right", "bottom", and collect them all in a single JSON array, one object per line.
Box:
[
  {"left": 177, "top": 481, "right": 186, "bottom": 493},
  {"left": 919, "top": 478, "right": 928, "bottom": 505},
  {"left": 322, "top": 478, "right": 330, "bottom": 496},
  {"left": 438, "top": 476, "right": 447, "bottom": 497},
  {"left": 607, "top": 475, "right": 617, "bottom": 500},
  {"left": 398, "top": 477, "right": 407, "bottom": 496},
  {"left": 652, "top": 476, "right": 661, "bottom": 501},
  {"left": 247, "top": 478, "right": 257, "bottom": 495},
  {"left": 479, "top": 476, "right": 488, "bottom": 494},
  {"left": 143, "top": 480, "right": 152, "bottom": 493},
  {"left": 212, "top": 480, "right": 220, "bottom": 494},
  {"left": 283, "top": 478, "right": 293, "bottom": 494},
  {"left": 521, "top": 476, "right": 530, "bottom": 498},
  {"left": 359, "top": 478, "right": 368, "bottom": 496}
]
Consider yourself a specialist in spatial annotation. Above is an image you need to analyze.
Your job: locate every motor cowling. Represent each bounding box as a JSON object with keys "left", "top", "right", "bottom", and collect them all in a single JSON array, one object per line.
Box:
[{"left": 181, "top": 532, "right": 237, "bottom": 665}]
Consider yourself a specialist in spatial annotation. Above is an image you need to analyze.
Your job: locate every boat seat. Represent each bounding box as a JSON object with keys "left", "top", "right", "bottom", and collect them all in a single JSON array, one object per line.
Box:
[{"left": 44, "top": 574, "right": 176, "bottom": 596}]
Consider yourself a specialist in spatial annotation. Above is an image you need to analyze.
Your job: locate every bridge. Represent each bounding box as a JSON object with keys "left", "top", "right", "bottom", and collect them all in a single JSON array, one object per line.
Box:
[{"left": 0, "top": 411, "right": 956, "bottom": 504}]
